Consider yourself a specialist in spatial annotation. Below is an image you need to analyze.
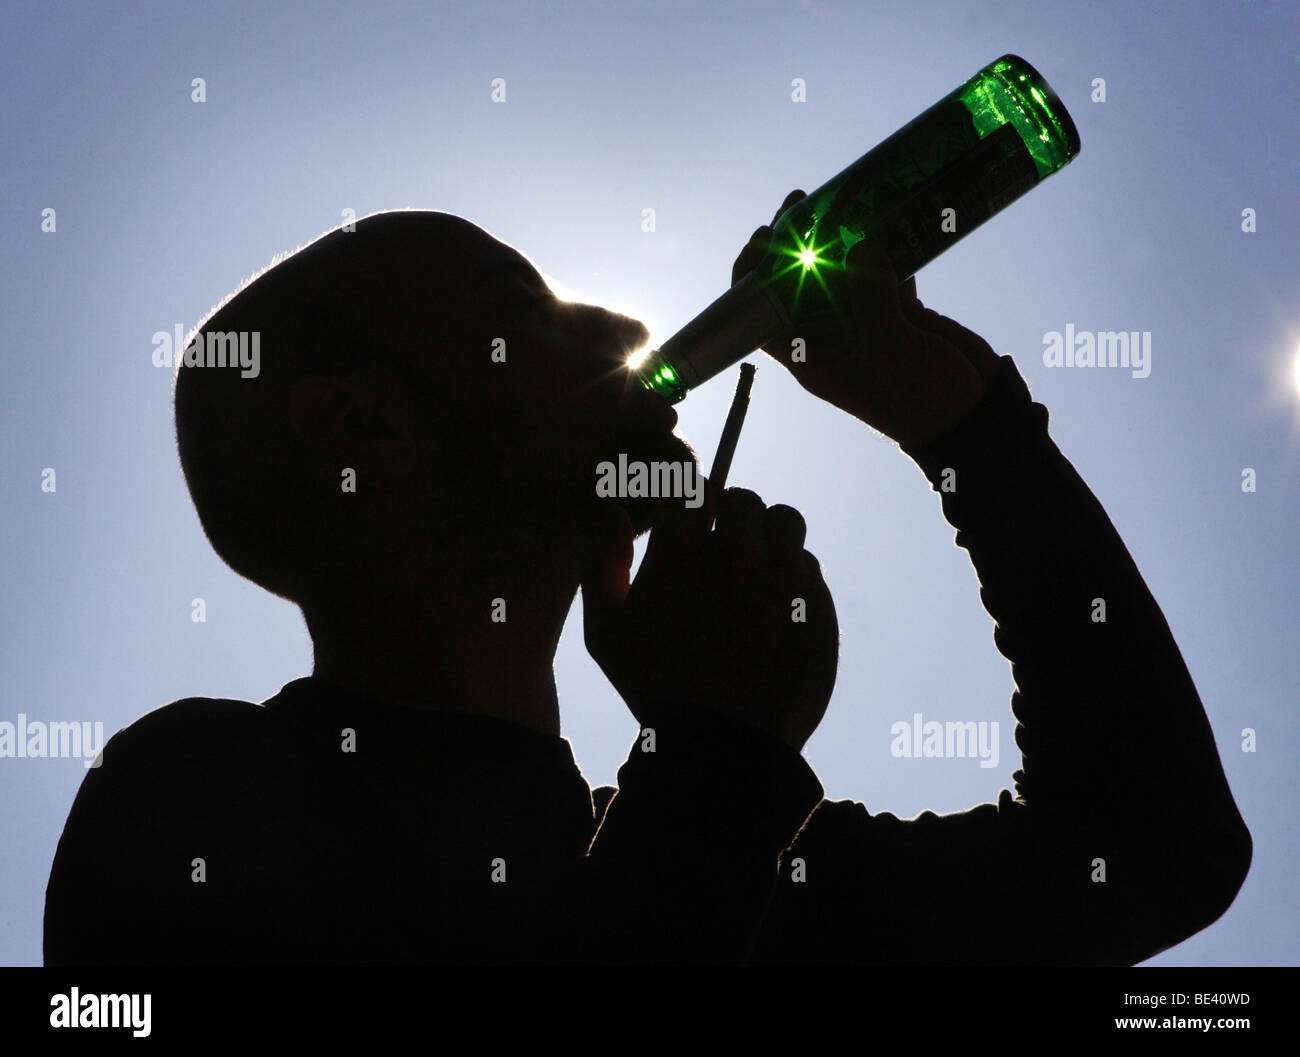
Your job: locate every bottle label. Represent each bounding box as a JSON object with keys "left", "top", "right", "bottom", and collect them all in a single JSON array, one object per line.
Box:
[
  {"left": 872, "top": 122, "right": 1039, "bottom": 279},
  {"left": 774, "top": 104, "right": 1041, "bottom": 325},
  {"left": 821, "top": 99, "right": 986, "bottom": 229}
]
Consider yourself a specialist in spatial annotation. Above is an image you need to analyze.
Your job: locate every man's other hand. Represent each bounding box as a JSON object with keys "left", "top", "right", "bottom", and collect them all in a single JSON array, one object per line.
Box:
[{"left": 580, "top": 488, "right": 838, "bottom": 752}]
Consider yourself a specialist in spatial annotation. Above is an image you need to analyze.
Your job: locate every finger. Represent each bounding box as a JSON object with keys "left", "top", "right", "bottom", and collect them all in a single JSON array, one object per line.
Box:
[
  {"left": 844, "top": 238, "right": 915, "bottom": 358},
  {"left": 900, "top": 281, "right": 928, "bottom": 325},
  {"left": 733, "top": 226, "right": 771, "bottom": 285},
  {"left": 911, "top": 306, "right": 1001, "bottom": 379},
  {"left": 713, "top": 487, "right": 766, "bottom": 548},
  {"left": 763, "top": 504, "right": 807, "bottom": 554},
  {"left": 769, "top": 321, "right": 875, "bottom": 386},
  {"left": 803, "top": 549, "right": 828, "bottom": 581},
  {"left": 773, "top": 189, "right": 806, "bottom": 227}
]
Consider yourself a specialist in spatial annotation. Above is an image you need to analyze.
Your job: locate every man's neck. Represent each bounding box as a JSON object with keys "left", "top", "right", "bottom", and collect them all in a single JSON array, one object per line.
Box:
[{"left": 304, "top": 582, "right": 576, "bottom": 739}]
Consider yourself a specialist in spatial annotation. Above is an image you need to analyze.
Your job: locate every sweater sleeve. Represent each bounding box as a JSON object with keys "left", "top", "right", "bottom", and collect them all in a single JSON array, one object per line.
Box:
[
  {"left": 578, "top": 700, "right": 824, "bottom": 963},
  {"left": 747, "top": 353, "right": 1252, "bottom": 965}
]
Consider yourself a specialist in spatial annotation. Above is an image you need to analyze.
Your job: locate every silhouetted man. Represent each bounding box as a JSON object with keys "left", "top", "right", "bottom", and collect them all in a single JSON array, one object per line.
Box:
[{"left": 45, "top": 195, "right": 1251, "bottom": 964}]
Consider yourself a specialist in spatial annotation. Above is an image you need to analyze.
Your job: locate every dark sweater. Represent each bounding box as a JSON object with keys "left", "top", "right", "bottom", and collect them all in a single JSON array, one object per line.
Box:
[{"left": 44, "top": 355, "right": 1251, "bottom": 965}]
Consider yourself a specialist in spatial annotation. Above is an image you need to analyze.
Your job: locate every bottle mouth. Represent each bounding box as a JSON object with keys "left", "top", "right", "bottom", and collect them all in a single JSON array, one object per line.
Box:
[
  {"left": 994, "top": 54, "right": 1081, "bottom": 159},
  {"left": 633, "top": 353, "right": 691, "bottom": 403}
]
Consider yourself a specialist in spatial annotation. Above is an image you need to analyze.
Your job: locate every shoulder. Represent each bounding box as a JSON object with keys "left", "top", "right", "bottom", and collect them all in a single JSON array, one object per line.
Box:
[
  {"left": 113, "top": 694, "right": 269, "bottom": 739},
  {"left": 98, "top": 695, "right": 271, "bottom": 765},
  {"left": 81, "top": 695, "right": 286, "bottom": 808},
  {"left": 53, "top": 694, "right": 295, "bottom": 870},
  {"left": 45, "top": 697, "right": 284, "bottom": 963}
]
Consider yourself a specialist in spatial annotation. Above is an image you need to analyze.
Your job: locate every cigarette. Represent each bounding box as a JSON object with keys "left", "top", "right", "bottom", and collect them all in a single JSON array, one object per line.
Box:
[{"left": 707, "top": 362, "right": 756, "bottom": 521}]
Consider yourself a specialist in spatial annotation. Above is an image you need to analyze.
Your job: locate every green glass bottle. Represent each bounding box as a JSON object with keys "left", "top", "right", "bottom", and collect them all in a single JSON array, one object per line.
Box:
[{"left": 635, "top": 54, "right": 1081, "bottom": 403}]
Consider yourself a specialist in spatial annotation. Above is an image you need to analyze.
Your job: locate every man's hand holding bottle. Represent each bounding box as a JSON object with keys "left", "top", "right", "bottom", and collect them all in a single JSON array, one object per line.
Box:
[{"left": 734, "top": 189, "right": 1001, "bottom": 451}]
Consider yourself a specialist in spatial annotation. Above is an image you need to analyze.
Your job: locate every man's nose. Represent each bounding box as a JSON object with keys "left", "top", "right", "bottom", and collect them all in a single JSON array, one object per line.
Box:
[
  {"left": 619, "top": 313, "right": 652, "bottom": 353},
  {"left": 565, "top": 301, "right": 650, "bottom": 363}
]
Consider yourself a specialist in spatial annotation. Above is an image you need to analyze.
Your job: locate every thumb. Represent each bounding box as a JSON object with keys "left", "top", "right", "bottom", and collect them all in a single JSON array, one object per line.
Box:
[{"left": 579, "top": 503, "right": 635, "bottom": 636}]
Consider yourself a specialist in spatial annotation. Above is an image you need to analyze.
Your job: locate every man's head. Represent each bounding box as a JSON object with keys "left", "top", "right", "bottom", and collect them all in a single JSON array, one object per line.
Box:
[{"left": 174, "top": 210, "right": 695, "bottom": 615}]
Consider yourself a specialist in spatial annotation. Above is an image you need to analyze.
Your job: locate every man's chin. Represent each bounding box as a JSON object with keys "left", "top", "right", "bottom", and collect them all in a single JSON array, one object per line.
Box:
[{"left": 597, "top": 428, "right": 702, "bottom": 536}]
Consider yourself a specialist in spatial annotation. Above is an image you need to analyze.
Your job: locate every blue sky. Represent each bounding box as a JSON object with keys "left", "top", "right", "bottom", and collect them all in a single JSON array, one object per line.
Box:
[{"left": 2, "top": 0, "right": 1296, "bottom": 966}]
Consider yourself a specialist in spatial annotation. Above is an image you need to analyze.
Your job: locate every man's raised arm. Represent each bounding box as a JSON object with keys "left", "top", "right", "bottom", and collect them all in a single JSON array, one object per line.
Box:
[
  {"left": 748, "top": 350, "right": 1251, "bottom": 965},
  {"left": 725, "top": 199, "right": 1250, "bottom": 963}
]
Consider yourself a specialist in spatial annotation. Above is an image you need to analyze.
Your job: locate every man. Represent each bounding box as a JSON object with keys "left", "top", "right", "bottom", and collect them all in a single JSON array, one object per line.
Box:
[{"left": 45, "top": 196, "right": 1250, "bottom": 964}]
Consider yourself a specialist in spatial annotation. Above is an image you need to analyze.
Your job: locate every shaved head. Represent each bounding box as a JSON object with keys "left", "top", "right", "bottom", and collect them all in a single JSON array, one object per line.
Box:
[{"left": 174, "top": 210, "right": 690, "bottom": 609}]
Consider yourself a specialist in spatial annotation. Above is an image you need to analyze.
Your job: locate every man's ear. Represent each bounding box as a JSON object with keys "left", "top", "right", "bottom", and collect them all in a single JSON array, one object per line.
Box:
[{"left": 288, "top": 374, "right": 418, "bottom": 477}]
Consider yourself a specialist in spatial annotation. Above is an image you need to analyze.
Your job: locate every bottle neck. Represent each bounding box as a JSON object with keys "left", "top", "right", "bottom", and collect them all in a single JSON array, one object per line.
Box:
[{"left": 640, "top": 270, "right": 789, "bottom": 401}]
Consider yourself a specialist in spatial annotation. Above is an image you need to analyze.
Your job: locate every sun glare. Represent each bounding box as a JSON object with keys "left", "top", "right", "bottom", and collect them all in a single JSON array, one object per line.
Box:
[
  {"left": 536, "top": 266, "right": 656, "bottom": 370},
  {"left": 1292, "top": 346, "right": 1300, "bottom": 396},
  {"left": 626, "top": 347, "right": 652, "bottom": 371}
]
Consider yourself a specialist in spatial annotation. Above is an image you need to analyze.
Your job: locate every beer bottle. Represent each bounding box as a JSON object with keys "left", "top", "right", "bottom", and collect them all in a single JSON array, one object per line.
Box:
[{"left": 634, "top": 54, "right": 1081, "bottom": 402}]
